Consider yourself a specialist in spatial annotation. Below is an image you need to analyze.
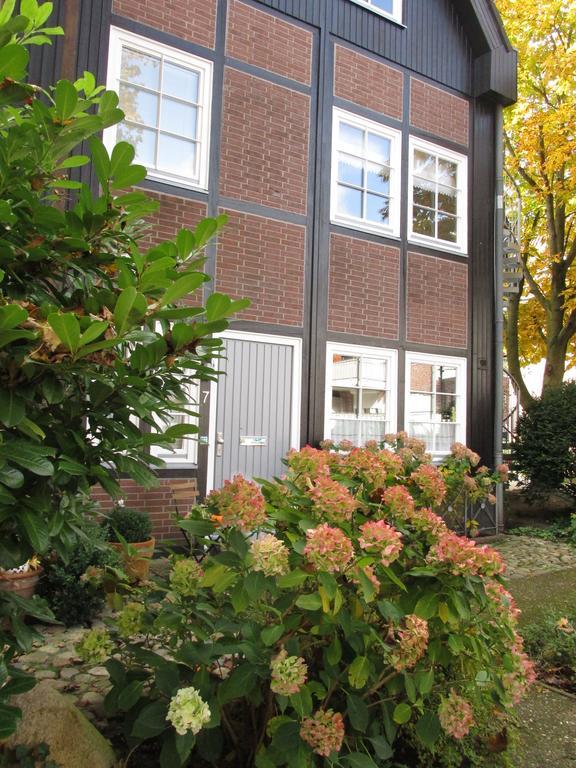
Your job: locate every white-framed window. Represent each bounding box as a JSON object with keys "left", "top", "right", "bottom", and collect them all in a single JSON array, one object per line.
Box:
[
  {"left": 405, "top": 352, "right": 467, "bottom": 458},
  {"left": 106, "top": 27, "right": 213, "bottom": 191},
  {"left": 408, "top": 137, "right": 468, "bottom": 254},
  {"left": 325, "top": 343, "right": 397, "bottom": 446},
  {"left": 150, "top": 380, "right": 200, "bottom": 465},
  {"left": 331, "top": 108, "right": 402, "bottom": 237},
  {"left": 349, "top": 0, "right": 403, "bottom": 24}
]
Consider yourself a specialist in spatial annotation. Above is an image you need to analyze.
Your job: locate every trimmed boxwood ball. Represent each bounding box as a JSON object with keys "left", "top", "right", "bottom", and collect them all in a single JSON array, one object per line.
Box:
[
  {"left": 102, "top": 506, "right": 152, "bottom": 544},
  {"left": 80, "top": 436, "right": 530, "bottom": 767}
]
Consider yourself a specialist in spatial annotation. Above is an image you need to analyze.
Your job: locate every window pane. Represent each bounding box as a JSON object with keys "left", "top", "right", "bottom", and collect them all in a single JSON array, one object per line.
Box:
[
  {"left": 330, "top": 419, "right": 362, "bottom": 446},
  {"left": 436, "top": 366, "right": 457, "bottom": 394},
  {"left": 361, "top": 389, "right": 387, "bottom": 417},
  {"left": 367, "top": 133, "right": 391, "bottom": 164},
  {"left": 372, "top": 0, "right": 394, "bottom": 12},
  {"left": 413, "top": 180, "right": 435, "bottom": 209},
  {"left": 438, "top": 158, "right": 458, "bottom": 188},
  {"left": 160, "top": 98, "right": 198, "bottom": 140},
  {"left": 121, "top": 48, "right": 160, "bottom": 89},
  {"left": 414, "top": 150, "right": 436, "bottom": 180},
  {"left": 360, "top": 420, "right": 388, "bottom": 443},
  {"left": 158, "top": 134, "right": 197, "bottom": 177},
  {"left": 412, "top": 205, "right": 435, "bottom": 237},
  {"left": 438, "top": 185, "right": 457, "bottom": 215},
  {"left": 332, "top": 355, "right": 360, "bottom": 386},
  {"left": 118, "top": 123, "right": 156, "bottom": 166},
  {"left": 332, "top": 388, "right": 359, "bottom": 416},
  {"left": 337, "top": 185, "right": 363, "bottom": 218},
  {"left": 411, "top": 363, "right": 433, "bottom": 393},
  {"left": 408, "top": 420, "right": 434, "bottom": 452},
  {"left": 366, "top": 193, "right": 389, "bottom": 224},
  {"left": 338, "top": 153, "right": 364, "bottom": 187},
  {"left": 361, "top": 357, "right": 387, "bottom": 386},
  {"left": 163, "top": 62, "right": 199, "bottom": 102},
  {"left": 119, "top": 84, "right": 159, "bottom": 127},
  {"left": 339, "top": 122, "right": 364, "bottom": 153},
  {"left": 436, "top": 393, "right": 456, "bottom": 421},
  {"left": 435, "top": 422, "right": 456, "bottom": 453},
  {"left": 367, "top": 163, "right": 390, "bottom": 194},
  {"left": 437, "top": 213, "right": 457, "bottom": 243},
  {"left": 409, "top": 392, "right": 434, "bottom": 421}
]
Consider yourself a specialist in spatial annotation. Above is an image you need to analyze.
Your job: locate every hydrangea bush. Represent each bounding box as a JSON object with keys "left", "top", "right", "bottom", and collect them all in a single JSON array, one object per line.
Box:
[{"left": 85, "top": 438, "right": 529, "bottom": 767}]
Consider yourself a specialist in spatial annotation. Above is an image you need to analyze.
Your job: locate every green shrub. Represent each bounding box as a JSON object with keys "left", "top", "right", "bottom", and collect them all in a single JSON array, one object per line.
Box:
[
  {"left": 103, "top": 506, "right": 152, "bottom": 544},
  {"left": 513, "top": 382, "right": 576, "bottom": 497},
  {"left": 522, "top": 610, "right": 576, "bottom": 675},
  {"left": 38, "top": 521, "right": 121, "bottom": 627},
  {"left": 80, "top": 439, "right": 528, "bottom": 767}
]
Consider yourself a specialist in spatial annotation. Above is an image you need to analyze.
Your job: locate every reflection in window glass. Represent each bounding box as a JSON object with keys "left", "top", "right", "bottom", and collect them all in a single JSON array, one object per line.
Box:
[
  {"left": 411, "top": 144, "right": 463, "bottom": 247},
  {"left": 407, "top": 361, "right": 460, "bottom": 455}
]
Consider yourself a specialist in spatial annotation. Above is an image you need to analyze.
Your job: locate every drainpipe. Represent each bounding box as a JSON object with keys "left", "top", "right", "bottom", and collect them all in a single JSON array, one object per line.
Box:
[{"left": 494, "top": 104, "right": 505, "bottom": 533}]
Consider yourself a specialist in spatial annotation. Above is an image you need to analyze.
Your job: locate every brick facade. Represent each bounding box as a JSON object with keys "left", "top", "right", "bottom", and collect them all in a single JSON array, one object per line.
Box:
[
  {"left": 406, "top": 252, "right": 468, "bottom": 347},
  {"left": 334, "top": 45, "right": 404, "bottom": 120},
  {"left": 216, "top": 209, "right": 305, "bottom": 326},
  {"left": 410, "top": 78, "right": 469, "bottom": 147},
  {"left": 226, "top": 0, "right": 313, "bottom": 85},
  {"left": 112, "top": 0, "right": 217, "bottom": 49},
  {"left": 138, "top": 190, "right": 207, "bottom": 250},
  {"left": 328, "top": 234, "right": 400, "bottom": 339},
  {"left": 219, "top": 68, "right": 310, "bottom": 214},
  {"left": 92, "top": 479, "right": 198, "bottom": 542}
]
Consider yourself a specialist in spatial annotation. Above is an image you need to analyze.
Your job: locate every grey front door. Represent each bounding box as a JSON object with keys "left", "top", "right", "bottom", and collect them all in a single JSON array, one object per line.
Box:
[{"left": 212, "top": 334, "right": 300, "bottom": 489}]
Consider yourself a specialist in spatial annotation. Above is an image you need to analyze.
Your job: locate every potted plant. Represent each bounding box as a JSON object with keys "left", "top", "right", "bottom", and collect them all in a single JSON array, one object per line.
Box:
[
  {"left": 103, "top": 506, "right": 154, "bottom": 582},
  {"left": 0, "top": 556, "right": 43, "bottom": 599}
]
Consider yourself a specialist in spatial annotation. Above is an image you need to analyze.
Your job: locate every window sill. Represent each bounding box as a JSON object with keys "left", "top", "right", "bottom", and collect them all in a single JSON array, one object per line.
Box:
[
  {"left": 143, "top": 170, "right": 209, "bottom": 194},
  {"left": 331, "top": 216, "right": 401, "bottom": 241},
  {"left": 407, "top": 235, "right": 468, "bottom": 257}
]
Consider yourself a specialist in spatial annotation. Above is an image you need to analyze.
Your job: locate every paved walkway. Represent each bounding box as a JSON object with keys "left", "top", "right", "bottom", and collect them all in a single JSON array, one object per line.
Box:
[{"left": 491, "top": 534, "right": 576, "bottom": 578}]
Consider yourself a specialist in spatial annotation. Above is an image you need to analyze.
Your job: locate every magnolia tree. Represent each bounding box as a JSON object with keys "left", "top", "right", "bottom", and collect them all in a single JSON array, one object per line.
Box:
[
  {"left": 80, "top": 437, "right": 527, "bottom": 768},
  {"left": 0, "top": 0, "right": 246, "bottom": 738}
]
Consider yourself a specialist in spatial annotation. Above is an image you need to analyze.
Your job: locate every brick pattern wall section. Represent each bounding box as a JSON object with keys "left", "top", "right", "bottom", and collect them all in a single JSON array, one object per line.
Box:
[
  {"left": 406, "top": 252, "right": 468, "bottom": 347},
  {"left": 216, "top": 209, "right": 305, "bottom": 326},
  {"left": 92, "top": 478, "right": 197, "bottom": 542},
  {"left": 410, "top": 78, "right": 469, "bottom": 147},
  {"left": 112, "top": 0, "right": 217, "bottom": 49},
  {"left": 226, "top": 0, "right": 312, "bottom": 85},
  {"left": 334, "top": 45, "right": 403, "bottom": 120},
  {"left": 220, "top": 68, "right": 310, "bottom": 214},
  {"left": 328, "top": 234, "right": 400, "bottom": 339}
]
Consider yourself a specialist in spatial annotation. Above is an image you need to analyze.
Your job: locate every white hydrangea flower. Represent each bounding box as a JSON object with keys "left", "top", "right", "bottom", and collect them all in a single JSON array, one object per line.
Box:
[{"left": 166, "top": 687, "right": 211, "bottom": 736}]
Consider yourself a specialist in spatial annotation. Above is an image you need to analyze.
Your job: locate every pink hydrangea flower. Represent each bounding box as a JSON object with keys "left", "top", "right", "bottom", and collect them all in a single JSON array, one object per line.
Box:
[
  {"left": 358, "top": 520, "right": 403, "bottom": 566},
  {"left": 484, "top": 579, "right": 521, "bottom": 622},
  {"left": 381, "top": 485, "right": 415, "bottom": 518},
  {"left": 250, "top": 535, "right": 290, "bottom": 577},
  {"left": 270, "top": 649, "right": 307, "bottom": 696},
  {"left": 351, "top": 563, "right": 381, "bottom": 595},
  {"left": 208, "top": 475, "right": 267, "bottom": 529},
  {"left": 496, "top": 463, "right": 509, "bottom": 482},
  {"left": 343, "top": 448, "right": 403, "bottom": 489},
  {"left": 307, "top": 474, "right": 359, "bottom": 524},
  {"left": 410, "top": 507, "right": 448, "bottom": 540},
  {"left": 427, "top": 533, "right": 505, "bottom": 577},
  {"left": 411, "top": 464, "right": 447, "bottom": 506},
  {"left": 364, "top": 439, "right": 380, "bottom": 451},
  {"left": 304, "top": 524, "right": 354, "bottom": 573},
  {"left": 450, "top": 443, "right": 481, "bottom": 466},
  {"left": 286, "top": 446, "right": 332, "bottom": 489},
  {"left": 391, "top": 614, "right": 429, "bottom": 671},
  {"left": 300, "top": 710, "right": 345, "bottom": 757},
  {"left": 438, "top": 690, "right": 474, "bottom": 739}
]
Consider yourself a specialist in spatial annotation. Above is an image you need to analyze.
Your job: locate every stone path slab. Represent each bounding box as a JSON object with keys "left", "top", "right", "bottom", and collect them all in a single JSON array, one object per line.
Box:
[{"left": 491, "top": 535, "right": 576, "bottom": 578}]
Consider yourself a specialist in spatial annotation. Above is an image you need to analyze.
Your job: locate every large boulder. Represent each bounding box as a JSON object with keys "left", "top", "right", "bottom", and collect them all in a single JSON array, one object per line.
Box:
[{"left": 4, "top": 680, "right": 116, "bottom": 768}]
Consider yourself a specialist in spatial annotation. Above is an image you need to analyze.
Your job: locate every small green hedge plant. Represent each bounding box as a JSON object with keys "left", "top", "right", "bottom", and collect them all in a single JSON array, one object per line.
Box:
[
  {"left": 103, "top": 506, "right": 153, "bottom": 544},
  {"left": 78, "top": 438, "right": 531, "bottom": 767}
]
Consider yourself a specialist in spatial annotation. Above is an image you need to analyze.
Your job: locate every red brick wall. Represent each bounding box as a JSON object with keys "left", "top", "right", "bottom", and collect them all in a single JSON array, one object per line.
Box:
[
  {"left": 138, "top": 190, "right": 207, "bottom": 250},
  {"left": 92, "top": 479, "right": 197, "bottom": 542},
  {"left": 410, "top": 78, "right": 469, "bottom": 147},
  {"left": 334, "top": 45, "right": 403, "bottom": 120},
  {"left": 112, "top": 0, "right": 217, "bottom": 49},
  {"left": 406, "top": 252, "right": 468, "bottom": 347},
  {"left": 328, "top": 234, "right": 400, "bottom": 339},
  {"left": 226, "top": 0, "right": 312, "bottom": 85},
  {"left": 216, "top": 209, "right": 305, "bottom": 326},
  {"left": 219, "top": 68, "right": 310, "bottom": 214}
]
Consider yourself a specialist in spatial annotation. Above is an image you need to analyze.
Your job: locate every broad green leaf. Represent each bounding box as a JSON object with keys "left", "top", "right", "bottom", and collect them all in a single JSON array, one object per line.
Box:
[
  {"left": 118, "top": 680, "right": 144, "bottom": 711},
  {"left": 0, "top": 305, "right": 27, "bottom": 329},
  {"left": 415, "top": 667, "right": 434, "bottom": 695},
  {"left": 88, "top": 136, "right": 110, "bottom": 185},
  {"left": 114, "top": 287, "right": 147, "bottom": 334},
  {"left": 348, "top": 656, "right": 370, "bottom": 689},
  {"left": 131, "top": 700, "right": 169, "bottom": 739},
  {"left": 8, "top": 441, "right": 54, "bottom": 476},
  {"left": 381, "top": 565, "right": 407, "bottom": 592},
  {"left": 415, "top": 711, "right": 442, "bottom": 749},
  {"left": 218, "top": 664, "right": 257, "bottom": 705},
  {"left": 295, "top": 593, "right": 322, "bottom": 611},
  {"left": 19, "top": 509, "right": 50, "bottom": 552},
  {"left": 0, "top": 702, "right": 21, "bottom": 740},
  {"left": 0, "top": 44, "right": 28, "bottom": 80},
  {"left": 54, "top": 79, "right": 78, "bottom": 120},
  {"left": 346, "top": 694, "right": 369, "bottom": 732},
  {"left": 0, "top": 0, "right": 16, "bottom": 27},
  {"left": 78, "top": 320, "right": 108, "bottom": 347},
  {"left": 414, "top": 592, "right": 439, "bottom": 620},
  {"left": 160, "top": 731, "right": 195, "bottom": 768},
  {"left": 0, "top": 329, "right": 36, "bottom": 349},
  {"left": 160, "top": 274, "right": 206, "bottom": 307},
  {"left": 111, "top": 164, "right": 147, "bottom": 188},
  {"left": 0, "top": 388, "right": 25, "bottom": 426},
  {"left": 276, "top": 569, "right": 309, "bottom": 589},
  {"left": 326, "top": 636, "right": 342, "bottom": 666},
  {"left": 58, "top": 154, "right": 89, "bottom": 169},
  {"left": 289, "top": 686, "right": 313, "bottom": 717},
  {"left": 393, "top": 702, "right": 412, "bottom": 725},
  {"left": 261, "top": 624, "right": 284, "bottom": 646},
  {"left": 369, "top": 736, "right": 393, "bottom": 761},
  {"left": 179, "top": 518, "right": 215, "bottom": 537},
  {"left": 343, "top": 755, "right": 379, "bottom": 768},
  {"left": 48, "top": 312, "right": 80, "bottom": 353},
  {"left": 110, "top": 140, "right": 135, "bottom": 176}
]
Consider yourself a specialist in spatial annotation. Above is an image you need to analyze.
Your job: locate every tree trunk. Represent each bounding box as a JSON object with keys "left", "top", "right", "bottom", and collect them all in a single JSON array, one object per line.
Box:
[
  {"left": 504, "top": 285, "right": 535, "bottom": 410},
  {"left": 542, "top": 339, "right": 568, "bottom": 392}
]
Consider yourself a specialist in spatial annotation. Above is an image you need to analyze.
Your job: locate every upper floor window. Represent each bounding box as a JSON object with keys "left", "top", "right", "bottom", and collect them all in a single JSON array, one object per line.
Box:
[
  {"left": 408, "top": 137, "right": 468, "bottom": 254},
  {"left": 106, "top": 27, "right": 212, "bottom": 191},
  {"left": 405, "top": 352, "right": 466, "bottom": 458},
  {"left": 325, "top": 343, "right": 397, "bottom": 447},
  {"left": 331, "top": 108, "right": 401, "bottom": 237},
  {"left": 349, "top": 0, "right": 403, "bottom": 24}
]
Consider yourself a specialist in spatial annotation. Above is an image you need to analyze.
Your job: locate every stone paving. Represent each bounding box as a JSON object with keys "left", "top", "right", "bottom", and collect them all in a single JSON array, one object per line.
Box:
[{"left": 490, "top": 534, "right": 576, "bottom": 578}]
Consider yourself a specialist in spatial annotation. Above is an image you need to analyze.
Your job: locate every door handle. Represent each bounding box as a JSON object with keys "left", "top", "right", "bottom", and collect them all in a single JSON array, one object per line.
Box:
[{"left": 216, "top": 431, "right": 224, "bottom": 457}]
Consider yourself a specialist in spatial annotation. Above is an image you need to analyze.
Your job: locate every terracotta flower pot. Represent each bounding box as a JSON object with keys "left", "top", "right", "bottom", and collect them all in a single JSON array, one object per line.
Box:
[
  {"left": 0, "top": 566, "right": 42, "bottom": 599},
  {"left": 110, "top": 538, "right": 155, "bottom": 582}
]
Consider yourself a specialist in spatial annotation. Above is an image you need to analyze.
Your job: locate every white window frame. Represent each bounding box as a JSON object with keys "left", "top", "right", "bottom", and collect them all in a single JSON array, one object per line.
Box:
[
  {"left": 105, "top": 26, "right": 213, "bottom": 191},
  {"left": 405, "top": 352, "right": 467, "bottom": 459},
  {"left": 325, "top": 343, "right": 398, "bottom": 446},
  {"left": 408, "top": 136, "right": 468, "bottom": 255},
  {"left": 331, "top": 108, "right": 402, "bottom": 238},
  {"left": 149, "top": 380, "right": 200, "bottom": 466},
  {"left": 349, "top": 0, "right": 403, "bottom": 24}
]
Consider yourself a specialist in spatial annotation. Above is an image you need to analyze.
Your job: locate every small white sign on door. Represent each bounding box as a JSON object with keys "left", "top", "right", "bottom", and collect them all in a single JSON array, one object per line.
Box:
[{"left": 240, "top": 436, "right": 268, "bottom": 446}]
